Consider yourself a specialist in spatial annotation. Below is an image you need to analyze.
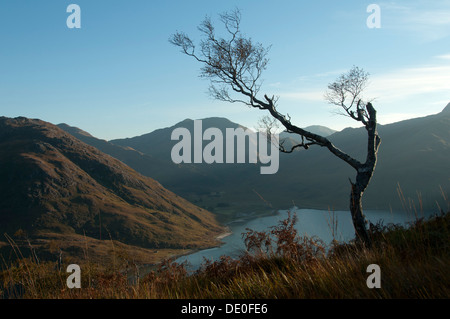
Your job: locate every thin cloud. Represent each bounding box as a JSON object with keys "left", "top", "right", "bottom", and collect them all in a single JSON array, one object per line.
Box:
[
  {"left": 274, "top": 69, "right": 346, "bottom": 103},
  {"left": 272, "top": 61, "right": 450, "bottom": 109},
  {"left": 435, "top": 54, "right": 450, "bottom": 60},
  {"left": 367, "top": 64, "right": 450, "bottom": 102},
  {"left": 381, "top": 1, "right": 450, "bottom": 42}
]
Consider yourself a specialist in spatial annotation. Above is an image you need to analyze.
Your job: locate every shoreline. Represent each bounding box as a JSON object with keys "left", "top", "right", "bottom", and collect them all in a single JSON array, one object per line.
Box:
[
  {"left": 136, "top": 228, "right": 232, "bottom": 276},
  {"left": 134, "top": 207, "right": 430, "bottom": 278}
]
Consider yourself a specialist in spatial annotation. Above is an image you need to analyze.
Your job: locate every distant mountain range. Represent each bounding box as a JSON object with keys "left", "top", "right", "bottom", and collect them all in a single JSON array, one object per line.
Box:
[
  {"left": 1, "top": 103, "right": 448, "bottom": 264},
  {"left": 0, "top": 117, "right": 224, "bottom": 264},
  {"left": 58, "top": 103, "right": 450, "bottom": 220}
]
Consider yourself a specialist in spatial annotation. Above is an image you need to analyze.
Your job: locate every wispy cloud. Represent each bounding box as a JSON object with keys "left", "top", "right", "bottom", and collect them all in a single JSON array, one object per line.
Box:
[
  {"left": 273, "top": 70, "right": 346, "bottom": 103},
  {"left": 381, "top": 1, "right": 450, "bottom": 42},
  {"left": 272, "top": 60, "right": 450, "bottom": 111},
  {"left": 435, "top": 53, "right": 450, "bottom": 60},
  {"left": 367, "top": 63, "right": 450, "bottom": 102}
]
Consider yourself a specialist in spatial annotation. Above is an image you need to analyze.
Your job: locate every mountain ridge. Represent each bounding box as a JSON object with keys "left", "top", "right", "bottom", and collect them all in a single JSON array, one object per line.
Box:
[
  {"left": 0, "top": 116, "right": 225, "bottom": 264},
  {"left": 58, "top": 103, "right": 449, "bottom": 221}
]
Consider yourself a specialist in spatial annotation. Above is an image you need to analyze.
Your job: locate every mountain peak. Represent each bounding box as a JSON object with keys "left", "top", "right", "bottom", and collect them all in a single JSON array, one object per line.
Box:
[
  {"left": 442, "top": 102, "right": 450, "bottom": 114},
  {"left": 57, "top": 123, "right": 93, "bottom": 138}
]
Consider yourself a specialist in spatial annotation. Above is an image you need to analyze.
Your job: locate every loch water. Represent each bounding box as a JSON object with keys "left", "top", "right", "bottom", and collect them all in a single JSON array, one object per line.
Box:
[{"left": 175, "top": 208, "right": 435, "bottom": 271}]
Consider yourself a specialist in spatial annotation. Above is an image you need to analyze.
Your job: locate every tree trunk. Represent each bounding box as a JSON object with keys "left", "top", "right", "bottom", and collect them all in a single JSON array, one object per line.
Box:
[
  {"left": 350, "top": 167, "right": 375, "bottom": 247},
  {"left": 348, "top": 102, "right": 380, "bottom": 247},
  {"left": 350, "top": 181, "right": 371, "bottom": 246}
]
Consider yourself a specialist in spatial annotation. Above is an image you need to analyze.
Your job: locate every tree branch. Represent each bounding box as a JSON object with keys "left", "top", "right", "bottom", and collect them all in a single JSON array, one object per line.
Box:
[{"left": 170, "top": 12, "right": 370, "bottom": 171}]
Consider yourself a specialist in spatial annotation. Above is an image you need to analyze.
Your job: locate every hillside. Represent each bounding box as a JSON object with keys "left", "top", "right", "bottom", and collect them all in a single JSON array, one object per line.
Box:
[
  {"left": 59, "top": 104, "right": 450, "bottom": 220},
  {"left": 111, "top": 117, "right": 247, "bottom": 157},
  {"left": 279, "top": 125, "right": 337, "bottom": 151},
  {"left": 56, "top": 123, "right": 172, "bottom": 180},
  {"left": 60, "top": 119, "right": 256, "bottom": 208},
  {"left": 0, "top": 117, "right": 225, "bottom": 265},
  {"left": 252, "top": 104, "right": 450, "bottom": 211}
]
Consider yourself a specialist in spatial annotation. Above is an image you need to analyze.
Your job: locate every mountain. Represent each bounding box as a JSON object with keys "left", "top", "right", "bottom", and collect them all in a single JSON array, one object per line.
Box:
[
  {"left": 259, "top": 104, "right": 450, "bottom": 211},
  {"left": 305, "top": 125, "right": 337, "bottom": 137},
  {"left": 56, "top": 123, "right": 173, "bottom": 180},
  {"left": 107, "top": 118, "right": 264, "bottom": 219},
  {"left": 279, "top": 125, "right": 337, "bottom": 151},
  {"left": 61, "top": 104, "right": 450, "bottom": 220},
  {"left": 0, "top": 117, "right": 225, "bottom": 264},
  {"left": 110, "top": 117, "right": 248, "bottom": 159},
  {"left": 107, "top": 119, "right": 338, "bottom": 206},
  {"left": 364, "top": 105, "right": 450, "bottom": 209},
  {"left": 443, "top": 102, "right": 450, "bottom": 113},
  {"left": 280, "top": 125, "right": 336, "bottom": 140}
]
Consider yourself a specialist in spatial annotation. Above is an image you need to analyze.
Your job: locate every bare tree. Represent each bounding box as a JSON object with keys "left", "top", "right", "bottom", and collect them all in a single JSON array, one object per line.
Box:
[{"left": 170, "top": 9, "right": 381, "bottom": 246}]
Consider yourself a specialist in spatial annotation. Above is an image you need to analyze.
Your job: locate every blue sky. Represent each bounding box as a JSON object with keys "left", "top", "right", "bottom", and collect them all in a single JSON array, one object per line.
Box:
[{"left": 0, "top": 0, "right": 449, "bottom": 140}]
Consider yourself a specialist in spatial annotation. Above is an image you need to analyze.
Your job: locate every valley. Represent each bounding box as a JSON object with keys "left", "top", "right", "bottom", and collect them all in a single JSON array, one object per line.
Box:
[
  {"left": 0, "top": 117, "right": 226, "bottom": 265},
  {"left": 1, "top": 103, "right": 449, "bottom": 266},
  {"left": 60, "top": 104, "right": 450, "bottom": 222}
]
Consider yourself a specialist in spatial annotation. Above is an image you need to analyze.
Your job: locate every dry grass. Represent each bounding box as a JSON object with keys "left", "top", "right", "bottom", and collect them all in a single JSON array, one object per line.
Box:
[{"left": 1, "top": 209, "right": 449, "bottom": 299}]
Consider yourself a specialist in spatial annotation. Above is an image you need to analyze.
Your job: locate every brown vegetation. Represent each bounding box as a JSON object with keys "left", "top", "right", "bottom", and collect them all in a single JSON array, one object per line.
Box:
[
  {"left": 1, "top": 209, "right": 448, "bottom": 299},
  {"left": 0, "top": 116, "right": 225, "bottom": 265}
]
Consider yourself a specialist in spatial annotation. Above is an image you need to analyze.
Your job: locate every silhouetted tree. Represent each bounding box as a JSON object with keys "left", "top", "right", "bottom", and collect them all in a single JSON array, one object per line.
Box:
[{"left": 170, "top": 9, "right": 380, "bottom": 246}]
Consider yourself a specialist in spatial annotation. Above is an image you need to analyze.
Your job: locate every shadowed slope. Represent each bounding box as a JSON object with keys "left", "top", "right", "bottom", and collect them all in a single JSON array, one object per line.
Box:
[{"left": 0, "top": 117, "right": 225, "bottom": 264}]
